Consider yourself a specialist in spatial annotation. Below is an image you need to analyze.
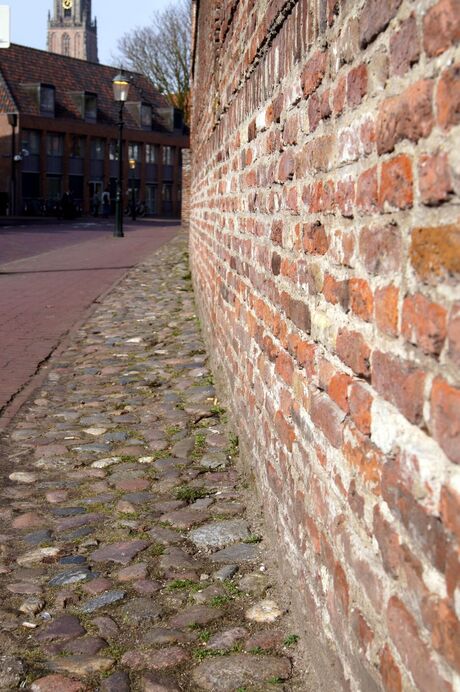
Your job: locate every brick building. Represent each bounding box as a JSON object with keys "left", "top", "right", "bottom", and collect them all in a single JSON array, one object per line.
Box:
[
  {"left": 190, "top": 0, "right": 460, "bottom": 689},
  {"left": 0, "top": 44, "right": 189, "bottom": 217}
]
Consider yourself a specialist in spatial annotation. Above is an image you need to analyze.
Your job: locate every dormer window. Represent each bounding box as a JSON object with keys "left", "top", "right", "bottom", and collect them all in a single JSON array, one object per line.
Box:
[
  {"left": 40, "top": 84, "right": 55, "bottom": 116},
  {"left": 141, "top": 104, "right": 152, "bottom": 129},
  {"left": 85, "top": 92, "right": 97, "bottom": 122},
  {"left": 125, "top": 101, "right": 153, "bottom": 130}
]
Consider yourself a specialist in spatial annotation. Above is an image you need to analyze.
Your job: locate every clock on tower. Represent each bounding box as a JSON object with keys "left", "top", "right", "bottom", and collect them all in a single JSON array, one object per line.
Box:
[{"left": 47, "top": 0, "right": 98, "bottom": 62}]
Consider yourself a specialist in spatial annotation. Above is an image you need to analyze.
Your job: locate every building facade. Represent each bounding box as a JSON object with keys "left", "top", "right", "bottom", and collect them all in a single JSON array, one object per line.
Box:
[
  {"left": 48, "top": 0, "right": 98, "bottom": 63},
  {"left": 190, "top": 0, "right": 460, "bottom": 690},
  {"left": 0, "top": 44, "right": 189, "bottom": 217}
]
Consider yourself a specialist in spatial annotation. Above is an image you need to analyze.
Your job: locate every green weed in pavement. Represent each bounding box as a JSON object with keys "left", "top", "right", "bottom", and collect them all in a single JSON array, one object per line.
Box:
[
  {"left": 175, "top": 485, "right": 209, "bottom": 503},
  {"left": 283, "top": 633, "right": 300, "bottom": 647}
]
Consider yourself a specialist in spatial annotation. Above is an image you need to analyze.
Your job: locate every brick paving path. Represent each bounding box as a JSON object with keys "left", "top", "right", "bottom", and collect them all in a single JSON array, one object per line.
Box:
[
  {"left": 0, "top": 222, "right": 178, "bottom": 419},
  {"left": 0, "top": 232, "right": 306, "bottom": 691}
]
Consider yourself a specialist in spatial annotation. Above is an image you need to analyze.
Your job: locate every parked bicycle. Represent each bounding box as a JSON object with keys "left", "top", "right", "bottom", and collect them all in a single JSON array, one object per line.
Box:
[{"left": 124, "top": 201, "right": 146, "bottom": 217}]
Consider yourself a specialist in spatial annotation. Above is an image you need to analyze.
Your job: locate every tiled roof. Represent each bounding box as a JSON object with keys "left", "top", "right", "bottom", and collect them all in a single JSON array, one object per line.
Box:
[{"left": 0, "top": 43, "right": 171, "bottom": 130}]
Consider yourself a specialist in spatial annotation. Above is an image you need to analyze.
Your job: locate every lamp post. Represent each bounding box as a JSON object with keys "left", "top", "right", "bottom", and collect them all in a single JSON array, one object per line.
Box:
[
  {"left": 112, "top": 72, "right": 129, "bottom": 238},
  {"left": 7, "top": 113, "right": 18, "bottom": 216},
  {"left": 129, "top": 157, "right": 136, "bottom": 221}
]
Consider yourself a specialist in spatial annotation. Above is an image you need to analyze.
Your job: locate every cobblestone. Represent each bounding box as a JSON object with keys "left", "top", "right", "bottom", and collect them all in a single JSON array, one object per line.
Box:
[{"left": 0, "top": 233, "right": 300, "bottom": 690}]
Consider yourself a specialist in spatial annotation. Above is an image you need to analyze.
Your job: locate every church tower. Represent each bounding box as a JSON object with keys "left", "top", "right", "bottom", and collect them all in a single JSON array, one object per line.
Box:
[{"left": 47, "top": 0, "right": 98, "bottom": 63}]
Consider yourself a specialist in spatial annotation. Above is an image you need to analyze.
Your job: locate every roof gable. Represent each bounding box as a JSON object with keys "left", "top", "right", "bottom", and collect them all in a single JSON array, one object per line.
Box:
[{"left": 0, "top": 43, "right": 170, "bottom": 130}]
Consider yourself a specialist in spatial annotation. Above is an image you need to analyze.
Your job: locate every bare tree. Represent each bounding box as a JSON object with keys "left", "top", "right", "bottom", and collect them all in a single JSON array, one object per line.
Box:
[{"left": 115, "top": 0, "right": 191, "bottom": 124}]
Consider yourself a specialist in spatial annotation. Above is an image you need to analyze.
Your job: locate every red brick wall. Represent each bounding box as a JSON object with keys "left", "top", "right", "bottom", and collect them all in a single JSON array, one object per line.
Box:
[
  {"left": 190, "top": 1, "right": 460, "bottom": 688},
  {"left": 181, "top": 148, "right": 191, "bottom": 227}
]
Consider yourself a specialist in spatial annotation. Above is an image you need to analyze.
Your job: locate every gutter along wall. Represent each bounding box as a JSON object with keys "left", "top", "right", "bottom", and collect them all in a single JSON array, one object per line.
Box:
[{"left": 189, "top": 0, "right": 460, "bottom": 688}]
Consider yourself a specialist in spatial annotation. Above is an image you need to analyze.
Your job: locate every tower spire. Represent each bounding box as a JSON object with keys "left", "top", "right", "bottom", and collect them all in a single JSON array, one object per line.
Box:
[{"left": 47, "top": 0, "right": 98, "bottom": 62}]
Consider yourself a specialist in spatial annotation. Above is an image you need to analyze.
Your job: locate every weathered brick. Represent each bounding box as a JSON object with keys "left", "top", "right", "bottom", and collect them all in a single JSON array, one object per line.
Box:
[
  {"left": 349, "top": 383, "right": 373, "bottom": 435},
  {"left": 390, "top": 14, "right": 420, "bottom": 76},
  {"left": 274, "top": 410, "right": 295, "bottom": 451},
  {"left": 333, "top": 562, "right": 350, "bottom": 613},
  {"left": 329, "top": 372, "right": 352, "bottom": 413},
  {"left": 430, "top": 377, "right": 460, "bottom": 463},
  {"left": 440, "top": 482, "right": 460, "bottom": 540},
  {"left": 373, "top": 506, "right": 401, "bottom": 577},
  {"left": 401, "top": 293, "right": 447, "bottom": 355},
  {"left": 276, "top": 150, "right": 295, "bottom": 182},
  {"left": 336, "top": 329, "right": 371, "bottom": 377},
  {"left": 347, "top": 64, "right": 368, "bottom": 107},
  {"left": 344, "top": 425, "right": 383, "bottom": 491},
  {"left": 349, "top": 278, "right": 373, "bottom": 322},
  {"left": 342, "top": 529, "right": 384, "bottom": 609},
  {"left": 323, "top": 274, "right": 349, "bottom": 309},
  {"left": 377, "top": 80, "right": 434, "bottom": 154},
  {"left": 332, "top": 74, "right": 347, "bottom": 114},
  {"left": 301, "top": 50, "right": 327, "bottom": 98},
  {"left": 356, "top": 166, "right": 379, "bottom": 213},
  {"left": 387, "top": 597, "right": 451, "bottom": 691},
  {"left": 375, "top": 285, "right": 399, "bottom": 337},
  {"left": 271, "top": 219, "right": 283, "bottom": 246},
  {"left": 351, "top": 609, "right": 374, "bottom": 656},
  {"left": 296, "top": 136, "right": 335, "bottom": 177},
  {"left": 379, "top": 645, "right": 402, "bottom": 692},
  {"left": 380, "top": 154, "right": 413, "bottom": 210},
  {"left": 335, "top": 177, "right": 355, "bottom": 218},
  {"left": 359, "top": 223, "right": 402, "bottom": 275},
  {"left": 423, "top": 0, "right": 460, "bottom": 57},
  {"left": 302, "top": 221, "right": 329, "bottom": 255},
  {"left": 447, "top": 302, "right": 460, "bottom": 366},
  {"left": 359, "top": 0, "right": 403, "bottom": 48},
  {"left": 372, "top": 351, "right": 425, "bottom": 424},
  {"left": 275, "top": 351, "right": 294, "bottom": 385},
  {"left": 285, "top": 295, "right": 311, "bottom": 332},
  {"left": 418, "top": 152, "right": 452, "bottom": 205},
  {"left": 310, "top": 392, "right": 346, "bottom": 448},
  {"left": 283, "top": 112, "right": 299, "bottom": 145},
  {"left": 423, "top": 598, "right": 460, "bottom": 673},
  {"left": 382, "top": 456, "right": 448, "bottom": 570},
  {"left": 410, "top": 222, "right": 460, "bottom": 283},
  {"left": 437, "top": 63, "right": 460, "bottom": 129},
  {"left": 271, "top": 252, "right": 281, "bottom": 276}
]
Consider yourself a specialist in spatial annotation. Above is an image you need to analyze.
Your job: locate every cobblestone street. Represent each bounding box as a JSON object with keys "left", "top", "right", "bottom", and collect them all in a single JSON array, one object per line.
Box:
[{"left": 0, "top": 232, "right": 307, "bottom": 691}]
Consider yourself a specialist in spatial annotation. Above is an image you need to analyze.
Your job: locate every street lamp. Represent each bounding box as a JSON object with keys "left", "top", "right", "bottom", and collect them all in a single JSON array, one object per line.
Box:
[
  {"left": 112, "top": 72, "right": 129, "bottom": 238},
  {"left": 129, "top": 157, "right": 136, "bottom": 220},
  {"left": 7, "top": 113, "right": 18, "bottom": 216}
]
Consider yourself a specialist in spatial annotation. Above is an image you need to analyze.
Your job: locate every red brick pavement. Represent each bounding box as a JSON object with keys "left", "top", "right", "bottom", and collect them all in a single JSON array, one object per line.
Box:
[{"left": 0, "top": 220, "right": 180, "bottom": 420}]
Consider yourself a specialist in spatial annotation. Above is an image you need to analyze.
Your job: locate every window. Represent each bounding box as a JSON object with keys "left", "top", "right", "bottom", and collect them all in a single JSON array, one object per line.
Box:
[
  {"left": 145, "top": 144, "right": 157, "bottom": 163},
  {"left": 109, "top": 140, "right": 118, "bottom": 161},
  {"left": 22, "top": 130, "right": 40, "bottom": 155},
  {"left": 90, "top": 138, "right": 105, "bottom": 160},
  {"left": 46, "top": 133, "right": 64, "bottom": 156},
  {"left": 162, "top": 183, "right": 172, "bottom": 201},
  {"left": 62, "top": 33, "right": 70, "bottom": 56},
  {"left": 40, "top": 85, "right": 55, "bottom": 116},
  {"left": 128, "top": 143, "right": 140, "bottom": 161},
  {"left": 162, "top": 146, "right": 174, "bottom": 166},
  {"left": 85, "top": 93, "right": 97, "bottom": 122},
  {"left": 64, "top": 8, "right": 71, "bottom": 17},
  {"left": 70, "top": 135, "right": 85, "bottom": 158},
  {"left": 47, "top": 175, "right": 62, "bottom": 199},
  {"left": 141, "top": 104, "right": 152, "bottom": 129}
]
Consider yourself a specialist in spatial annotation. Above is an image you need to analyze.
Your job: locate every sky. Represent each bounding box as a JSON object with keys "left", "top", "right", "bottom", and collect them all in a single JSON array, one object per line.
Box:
[{"left": 5, "top": 0, "right": 176, "bottom": 65}]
